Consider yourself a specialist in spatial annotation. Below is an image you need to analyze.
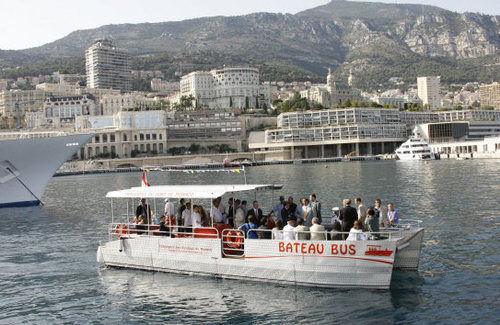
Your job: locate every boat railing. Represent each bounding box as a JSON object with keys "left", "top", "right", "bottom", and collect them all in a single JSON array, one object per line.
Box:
[
  {"left": 247, "top": 228, "right": 406, "bottom": 241},
  {"left": 395, "top": 219, "right": 422, "bottom": 231},
  {"left": 108, "top": 223, "right": 221, "bottom": 239}
]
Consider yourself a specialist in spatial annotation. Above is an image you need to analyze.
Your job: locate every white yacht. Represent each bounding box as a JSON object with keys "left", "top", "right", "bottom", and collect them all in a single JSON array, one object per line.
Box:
[
  {"left": 0, "top": 132, "right": 93, "bottom": 207},
  {"left": 395, "top": 128, "right": 435, "bottom": 160}
]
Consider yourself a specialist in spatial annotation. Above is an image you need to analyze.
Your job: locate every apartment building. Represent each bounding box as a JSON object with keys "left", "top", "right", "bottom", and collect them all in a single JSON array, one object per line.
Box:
[
  {"left": 479, "top": 82, "right": 500, "bottom": 110},
  {"left": 85, "top": 39, "right": 131, "bottom": 91},
  {"left": 417, "top": 76, "right": 441, "bottom": 110}
]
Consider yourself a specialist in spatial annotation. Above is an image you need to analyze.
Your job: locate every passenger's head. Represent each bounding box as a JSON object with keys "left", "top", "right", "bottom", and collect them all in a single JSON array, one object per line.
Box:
[
  {"left": 234, "top": 199, "right": 241, "bottom": 208},
  {"left": 180, "top": 198, "right": 185, "bottom": 204},
  {"left": 310, "top": 194, "right": 316, "bottom": 202},
  {"left": 279, "top": 196, "right": 285, "bottom": 203},
  {"left": 253, "top": 200, "right": 259, "bottom": 209},
  {"left": 304, "top": 198, "right": 309, "bottom": 205},
  {"left": 375, "top": 199, "right": 381, "bottom": 207},
  {"left": 276, "top": 220, "right": 283, "bottom": 230},
  {"left": 333, "top": 221, "right": 341, "bottom": 231},
  {"left": 228, "top": 197, "right": 233, "bottom": 205},
  {"left": 388, "top": 203, "right": 394, "bottom": 211},
  {"left": 332, "top": 207, "right": 340, "bottom": 215},
  {"left": 367, "top": 207, "right": 375, "bottom": 216},
  {"left": 287, "top": 219, "right": 295, "bottom": 227},
  {"left": 248, "top": 215, "right": 255, "bottom": 224},
  {"left": 193, "top": 205, "right": 199, "bottom": 213},
  {"left": 242, "top": 200, "right": 247, "bottom": 206},
  {"left": 287, "top": 197, "right": 294, "bottom": 204},
  {"left": 297, "top": 218, "right": 304, "bottom": 226},
  {"left": 343, "top": 199, "right": 351, "bottom": 206},
  {"left": 160, "top": 216, "right": 166, "bottom": 223},
  {"left": 213, "top": 198, "right": 219, "bottom": 207},
  {"left": 353, "top": 220, "right": 361, "bottom": 230},
  {"left": 141, "top": 198, "right": 146, "bottom": 205},
  {"left": 312, "top": 217, "right": 319, "bottom": 225},
  {"left": 186, "top": 202, "right": 191, "bottom": 209},
  {"left": 355, "top": 197, "right": 362, "bottom": 204}
]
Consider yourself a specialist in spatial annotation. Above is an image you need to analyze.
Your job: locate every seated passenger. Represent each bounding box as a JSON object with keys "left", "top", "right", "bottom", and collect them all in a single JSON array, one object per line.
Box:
[
  {"left": 365, "top": 207, "right": 380, "bottom": 239},
  {"left": 239, "top": 215, "right": 258, "bottom": 239},
  {"left": 330, "top": 221, "right": 343, "bottom": 240},
  {"left": 283, "top": 219, "right": 295, "bottom": 241},
  {"left": 346, "top": 220, "right": 367, "bottom": 241},
  {"left": 294, "top": 218, "right": 310, "bottom": 240},
  {"left": 257, "top": 216, "right": 272, "bottom": 239},
  {"left": 272, "top": 220, "right": 284, "bottom": 240},
  {"left": 159, "top": 216, "right": 170, "bottom": 236},
  {"left": 310, "top": 217, "right": 326, "bottom": 240}
]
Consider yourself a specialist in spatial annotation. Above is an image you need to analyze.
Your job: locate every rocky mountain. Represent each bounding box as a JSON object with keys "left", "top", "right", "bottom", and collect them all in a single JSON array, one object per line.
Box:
[{"left": 1, "top": 0, "right": 498, "bottom": 89}]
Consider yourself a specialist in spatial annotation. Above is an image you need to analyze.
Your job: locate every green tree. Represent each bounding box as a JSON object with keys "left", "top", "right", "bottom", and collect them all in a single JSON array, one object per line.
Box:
[{"left": 189, "top": 143, "right": 201, "bottom": 153}]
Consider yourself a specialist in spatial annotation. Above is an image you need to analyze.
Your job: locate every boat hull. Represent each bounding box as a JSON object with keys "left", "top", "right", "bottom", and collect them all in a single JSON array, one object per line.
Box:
[
  {"left": 98, "top": 236, "right": 397, "bottom": 289},
  {"left": 0, "top": 134, "right": 93, "bottom": 207},
  {"left": 394, "top": 228, "right": 424, "bottom": 269}
]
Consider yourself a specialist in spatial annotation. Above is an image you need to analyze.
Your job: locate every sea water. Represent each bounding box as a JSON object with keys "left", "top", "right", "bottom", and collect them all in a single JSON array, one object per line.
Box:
[{"left": 0, "top": 160, "right": 499, "bottom": 324}]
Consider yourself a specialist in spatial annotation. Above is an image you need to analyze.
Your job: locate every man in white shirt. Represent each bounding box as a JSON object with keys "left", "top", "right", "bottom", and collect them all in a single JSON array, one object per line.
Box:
[
  {"left": 234, "top": 199, "right": 245, "bottom": 228},
  {"left": 211, "top": 198, "right": 225, "bottom": 224},
  {"left": 355, "top": 197, "right": 367, "bottom": 228},
  {"left": 303, "top": 198, "right": 314, "bottom": 227},
  {"left": 164, "top": 198, "right": 175, "bottom": 218},
  {"left": 283, "top": 219, "right": 295, "bottom": 241}
]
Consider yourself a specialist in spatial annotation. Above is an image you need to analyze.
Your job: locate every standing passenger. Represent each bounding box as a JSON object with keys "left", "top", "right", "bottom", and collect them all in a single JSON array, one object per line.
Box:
[
  {"left": 164, "top": 198, "right": 176, "bottom": 227},
  {"left": 387, "top": 203, "right": 399, "bottom": 226},
  {"left": 269, "top": 196, "right": 285, "bottom": 222},
  {"left": 192, "top": 205, "right": 202, "bottom": 229},
  {"left": 182, "top": 202, "right": 192, "bottom": 233},
  {"left": 303, "top": 198, "right": 314, "bottom": 227},
  {"left": 211, "top": 199, "right": 225, "bottom": 225},
  {"left": 234, "top": 199, "right": 245, "bottom": 228},
  {"left": 246, "top": 201, "right": 263, "bottom": 226},
  {"left": 340, "top": 199, "right": 358, "bottom": 239},
  {"left": 227, "top": 197, "right": 235, "bottom": 227},
  {"left": 355, "top": 197, "right": 367, "bottom": 228},
  {"left": 365, "top": 207, "right": 380, "bottom": 238},
  {"left": 331, "top": 207, "right": 341, "bottom": 225},
  {"left": 310, "top": 194, "right": 322, "bottom": 224},
  {"left": 176, "top": 198, "right": 186, "bottom": 227},
  {"left": 374, "top": 199, "right": 390, "bottom": 228}
]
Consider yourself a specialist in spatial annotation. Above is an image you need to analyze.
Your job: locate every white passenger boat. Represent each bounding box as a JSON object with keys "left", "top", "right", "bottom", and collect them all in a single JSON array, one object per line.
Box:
[
  {"left": 0, "top": 132, "right": 93, "bottom": 207},
  {"left": 395, "top": 127, "right": 435, "bottom": 161},
  {"left": 97, "top": 184, "right": 424, "bottom": 289}
]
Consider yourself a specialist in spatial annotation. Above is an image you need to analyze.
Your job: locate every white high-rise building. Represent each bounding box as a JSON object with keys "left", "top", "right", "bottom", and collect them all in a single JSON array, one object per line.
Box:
[
  {"left": 85, "top": 39, "right": 131, "bottom": 91},
  {"left": 417, "top": 76, "right": 441, "bottom": 110}
]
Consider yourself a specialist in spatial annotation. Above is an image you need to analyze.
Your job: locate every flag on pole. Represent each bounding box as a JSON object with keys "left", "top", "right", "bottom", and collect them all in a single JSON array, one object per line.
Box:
[{"left": 141, "top": 170, "right": 150, "bottom": 187}]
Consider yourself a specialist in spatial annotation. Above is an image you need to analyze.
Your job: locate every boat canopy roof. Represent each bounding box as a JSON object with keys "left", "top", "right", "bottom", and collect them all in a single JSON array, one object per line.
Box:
[{"left": 106, "top": 184, "right": 283, "bottom": 199}]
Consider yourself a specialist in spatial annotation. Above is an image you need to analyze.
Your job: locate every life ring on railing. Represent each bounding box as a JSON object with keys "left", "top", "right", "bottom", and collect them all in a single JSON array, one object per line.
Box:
[
  {"left": 226, "top": 230, "right": 243, "bottom": 249},
  {"left": 114, "top": 223, "right": 128, "bottom": 237}
]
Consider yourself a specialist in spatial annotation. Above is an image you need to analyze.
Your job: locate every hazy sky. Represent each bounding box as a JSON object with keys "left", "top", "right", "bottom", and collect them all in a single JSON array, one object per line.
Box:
[{"left": 1, "top": 0, "right": 499, "bottom": 50}]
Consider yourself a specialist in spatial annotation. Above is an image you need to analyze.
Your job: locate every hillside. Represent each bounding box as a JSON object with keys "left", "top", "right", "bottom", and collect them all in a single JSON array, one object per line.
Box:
[{"left": 0, "top": 0, "right": 498, "bottom": 89}]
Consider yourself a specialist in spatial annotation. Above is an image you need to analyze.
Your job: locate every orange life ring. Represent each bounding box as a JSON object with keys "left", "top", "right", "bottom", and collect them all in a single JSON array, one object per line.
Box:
[{"left": 226, "top": 230, "right": 243, "bottom": 249}]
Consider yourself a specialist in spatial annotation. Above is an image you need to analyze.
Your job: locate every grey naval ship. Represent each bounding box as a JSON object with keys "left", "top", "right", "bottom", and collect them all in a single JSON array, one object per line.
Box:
[{"left": 0, "top": 132, "right": 93, "bottom": 207}]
